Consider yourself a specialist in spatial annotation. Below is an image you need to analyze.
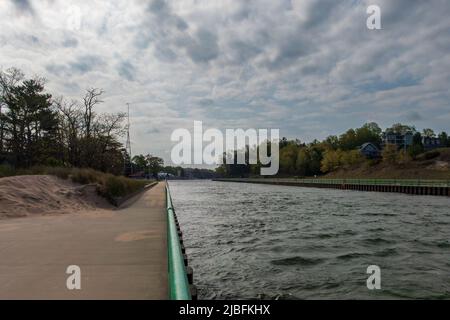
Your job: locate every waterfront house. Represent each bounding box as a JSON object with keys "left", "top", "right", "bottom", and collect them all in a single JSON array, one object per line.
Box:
[
  {"left": 382, "top": 131, "right": 414, "bottom": 149},
  {"left": 422, "top": 136, "right": 442, "bottom": 150},
  {"left": 359, "top": 142, "right": 381, "bottom": 158}
]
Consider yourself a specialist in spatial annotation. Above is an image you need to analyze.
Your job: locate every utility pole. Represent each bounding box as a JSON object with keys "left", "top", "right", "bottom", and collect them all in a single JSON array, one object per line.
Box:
[{"left": 125, "top": 103, "right": 132, "bottom": 175}]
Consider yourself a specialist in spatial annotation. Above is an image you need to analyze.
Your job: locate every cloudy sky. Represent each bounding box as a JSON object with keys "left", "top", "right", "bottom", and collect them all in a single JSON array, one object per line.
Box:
[{"left": 1, "top": 0, "right": 450, "bottom": 164}]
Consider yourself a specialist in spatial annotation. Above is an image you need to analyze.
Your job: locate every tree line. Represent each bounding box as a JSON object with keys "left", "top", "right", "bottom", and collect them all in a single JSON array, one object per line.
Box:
[
  {"left": 131, "top": 153, "right": 217, "bottom": 179},
  {"left": 0, "top": 67, "right": 128, "bottom": 175},
  {"left": 217, "top": 122, "right": 450, "bottom": 177}
]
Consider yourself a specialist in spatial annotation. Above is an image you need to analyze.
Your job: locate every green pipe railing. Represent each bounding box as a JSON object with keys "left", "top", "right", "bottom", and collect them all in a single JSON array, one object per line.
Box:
[
  {"left": 291, "top": 178, "right": 450, "bottom": 187},
  {"left": 166, "top": 184, "right": 191, "bottom": 300},
  {"left": 231, "top": 178, "right": 450, "bottom": 187}
]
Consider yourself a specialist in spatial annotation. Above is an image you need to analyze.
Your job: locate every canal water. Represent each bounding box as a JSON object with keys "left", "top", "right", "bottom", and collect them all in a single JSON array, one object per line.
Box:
[{"left": 169, "top": 180, "right": 450, "bottom": 299}]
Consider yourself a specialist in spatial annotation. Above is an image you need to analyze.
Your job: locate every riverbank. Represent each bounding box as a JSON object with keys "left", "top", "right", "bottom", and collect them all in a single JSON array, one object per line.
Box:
[
  {"left": 324, "top": 148, "right": 450, "bottom": 180},
  {"left": 213, "top": 178, "right": 450, "bottom": 197}
]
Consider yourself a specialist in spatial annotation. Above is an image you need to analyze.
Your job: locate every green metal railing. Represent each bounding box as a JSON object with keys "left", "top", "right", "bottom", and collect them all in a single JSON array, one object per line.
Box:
[
  {"left": 166, "top": 184, "right": 191, "bottom": 300},
  {"left": 291, "top": 178, "right": 450, "bottom": 187},
  {"left": 234, "top": 178, "right": 450, "bottom": 187}
]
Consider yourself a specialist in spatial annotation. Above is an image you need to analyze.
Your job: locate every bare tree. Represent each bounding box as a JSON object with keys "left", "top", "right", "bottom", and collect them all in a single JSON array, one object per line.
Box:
[
  {"left": 54, "top": 96, "right": 83, "bottom": 165},
  {"left": 82, "top": 88, "right": 104, "bottom": 138},
  {"left": 95, "top": 112, "right": 127, "bottom": 171}
]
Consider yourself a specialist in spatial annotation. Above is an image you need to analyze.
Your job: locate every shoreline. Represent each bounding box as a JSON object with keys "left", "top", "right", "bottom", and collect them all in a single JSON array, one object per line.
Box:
[{"left": 213, "top": 178, "right": 450, "bottom": 197}]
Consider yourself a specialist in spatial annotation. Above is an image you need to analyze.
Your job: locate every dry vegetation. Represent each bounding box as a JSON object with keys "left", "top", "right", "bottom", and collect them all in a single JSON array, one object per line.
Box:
[
  {"left": 324, "top": 148, "right": 450, "bottom": 180},
  {"left": 0, "top": 165, "right": 151, "bottom": 203}
]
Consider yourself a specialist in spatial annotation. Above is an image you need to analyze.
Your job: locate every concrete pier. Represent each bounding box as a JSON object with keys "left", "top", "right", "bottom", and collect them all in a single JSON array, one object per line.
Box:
[{"left": 0, "top": 182, "right": 168, "bottom": 299}]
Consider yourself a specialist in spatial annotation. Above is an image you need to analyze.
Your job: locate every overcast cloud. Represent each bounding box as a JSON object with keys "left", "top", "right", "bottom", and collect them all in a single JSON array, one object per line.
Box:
[{"left": 1, "top": 0, "right": 450, "bottom": 164}]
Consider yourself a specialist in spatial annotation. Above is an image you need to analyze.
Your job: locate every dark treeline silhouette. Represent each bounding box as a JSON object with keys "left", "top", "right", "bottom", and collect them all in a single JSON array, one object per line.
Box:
[
  {"left": 0, "top": 67, "right": 127, "bottom": 175},
  {"left": 131, "top": 153, "right": 217, "bottom": 180}
]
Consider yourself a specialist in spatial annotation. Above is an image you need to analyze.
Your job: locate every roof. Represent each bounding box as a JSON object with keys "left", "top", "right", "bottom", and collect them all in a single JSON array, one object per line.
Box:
[{"left": 359, "top": 142, "right": 380, "bottom": 151}]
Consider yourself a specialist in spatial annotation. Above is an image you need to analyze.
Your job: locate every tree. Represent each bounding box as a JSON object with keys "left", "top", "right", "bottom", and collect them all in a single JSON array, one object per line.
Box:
[
  {"left": 132, "top": 154, "right": 148, "bottom": 172},
  {"left": 295, "top": 148, "right": 310, "bottom": 176},
  {"left": 408, "top": 132, "right": 424, "bottom": 158},
  {"left": 279, "top": 143, "right": 298, "bottom": 175},
  {"left": 323, "top": 135, "right": 339, "bottom": 150},
  {"left": 341, "top": 150, "right": 365, "bottom": 168},
  {"left": 296, "top": 146, "right": 323, "bottom": 176},
  {"left": 146, "top": 155, "right": 164, "bottom": 178},
  {"left": 338, "top": 123, "right": 382, "bottom": 150},
  {"left": 422, "top": 128, "right": 435, "bottom": 138},
  {"left": 438, "top": 131, "right": 449, "bottom": 147},
  {"left": 0, "top": 67, "right": 128, "bottom": 175},
  {"left": 54, "top": 97, "right": 83, "bottom": 166},
  {"left": 320, "top": 149, "right": 343, "bottom": 173},
  {"left": 83, "top": 88, "right": 104, "bottom": 138},
  {"left": 363, "top": 122, "right": 382, "bottom": 136},
  {"left": 1, "top": 77, "right": 58, "bottom": 167},
  {"left": 0, "top": 68, "right": 24, "bottom": 154},
  {"left": 388, "top": 123, "right": 415, "bottom": 135}
]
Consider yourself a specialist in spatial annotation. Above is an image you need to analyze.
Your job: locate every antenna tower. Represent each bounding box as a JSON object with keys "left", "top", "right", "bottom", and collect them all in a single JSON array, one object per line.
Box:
[{"left": 125, "top": 103, "right": 132, "bottom": 174}]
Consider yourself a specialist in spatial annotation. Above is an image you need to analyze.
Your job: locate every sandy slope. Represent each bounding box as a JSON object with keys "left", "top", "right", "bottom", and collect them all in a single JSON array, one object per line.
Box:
[
  {"left": 0, "top": 182, "right": 167, "bottom": 299},
  {"left": 0, "top": 175, "right": 112, "bottom": 219}
]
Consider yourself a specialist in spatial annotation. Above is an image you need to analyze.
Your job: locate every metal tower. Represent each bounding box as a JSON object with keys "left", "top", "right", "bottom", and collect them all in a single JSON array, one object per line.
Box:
[{"left": 125, "top": 103, "right": 132, "bottom": 174}]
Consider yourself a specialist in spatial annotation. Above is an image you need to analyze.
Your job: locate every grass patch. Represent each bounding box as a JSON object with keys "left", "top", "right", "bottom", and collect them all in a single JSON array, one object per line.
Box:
[
  {"left": 0, "top": 166, "right": 152, "bottom": 204},
  {"left": 0, "top": 164, "right": 15, "bottom": 178}
]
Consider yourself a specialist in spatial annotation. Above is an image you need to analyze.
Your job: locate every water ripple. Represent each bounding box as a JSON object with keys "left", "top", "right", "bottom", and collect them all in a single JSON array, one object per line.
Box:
[{"left": 170, "top": 180, "right": 450, "bottom": 300}]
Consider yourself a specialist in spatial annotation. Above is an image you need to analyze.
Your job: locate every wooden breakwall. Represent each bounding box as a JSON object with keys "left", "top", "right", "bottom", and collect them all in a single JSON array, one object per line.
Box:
[{"left": 213, "top": 179, "right": 450, "bottom": 197}]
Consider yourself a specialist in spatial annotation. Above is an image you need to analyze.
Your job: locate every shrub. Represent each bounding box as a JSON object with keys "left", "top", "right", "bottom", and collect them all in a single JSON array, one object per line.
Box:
[
  {"left": 0, "top": 164, "right": 15, "bottom": 178},
  {"left": 43, "top": 157, "right": 65, "bottom": 167},
  {"left": 382, "top": 144, "right": 398, "bottom": 164},
  {"left": 396, "top": 150, "right": 412, "bottom": 166},
  {"left": 424, "top": 150, "right": 440, "bottom": 160},
  {"left": 43, "top": 167, "right": 71, "bottom": 180},
  {"left": 104, "top": 175, "right": 126, "bottom": 198},
  {"left": 70, "top": 168, "right": 99, "bottom": 184},
  {"left": 0, "top": 165, "right": 152, "bottom": 205}
]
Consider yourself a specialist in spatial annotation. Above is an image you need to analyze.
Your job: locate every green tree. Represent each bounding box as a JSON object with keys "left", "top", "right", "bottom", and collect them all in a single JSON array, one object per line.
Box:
[
  {"left": 320, "top": 149, "right": 343, "bottom": 173},
  {"left": 438, "top": 131, "right": 448, "bottom": 147},
  {"left": 388, "top": 123, "right": 415, "bottom": 135},
  {"left": 295, "top": 148, "right": 310, "bottom": 176},
  {"left": 341, "top": 150, "right": 365, "bottom": 168},
  {"left": 422, "top": 128, "right": 436, "bottom": 138},
  {"left": 338, "top": 123, "right": 382, "bottom": 150},
  {"left": 132, "top": 154, "right": 148, "bottom": 172},
  {"left": 1, "top": 78, "right": 58, "bottom": 167},
  {"left": 279, "top": 143, "right": 299, "bottom": 175},
  {"left": 408, "top": 132, "right": 424, "bottom": 158},
  {"left": 146, "top": 155, "right": 164, "bottom": 178}
]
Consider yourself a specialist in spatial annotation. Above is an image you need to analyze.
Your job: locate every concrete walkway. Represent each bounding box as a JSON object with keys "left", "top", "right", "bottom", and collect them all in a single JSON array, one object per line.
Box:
[{"left": 0, "top": 182, "right": 168, "bottom": 299}]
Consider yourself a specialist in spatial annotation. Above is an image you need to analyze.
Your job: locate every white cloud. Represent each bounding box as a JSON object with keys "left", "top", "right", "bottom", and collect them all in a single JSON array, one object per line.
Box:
[{"left": 1, "top": 0, "right": 450, "bottom": 164}]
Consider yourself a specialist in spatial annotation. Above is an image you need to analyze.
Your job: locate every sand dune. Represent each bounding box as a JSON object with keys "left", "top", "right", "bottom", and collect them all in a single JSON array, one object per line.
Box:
[{"left": 0, "top": 175, "right": 112, "bottom": 219}]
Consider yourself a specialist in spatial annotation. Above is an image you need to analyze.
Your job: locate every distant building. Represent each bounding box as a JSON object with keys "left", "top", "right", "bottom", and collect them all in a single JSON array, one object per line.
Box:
[
  {"left": 157, "top": 172, "right": 175, "bottom": 179},
  {"left": 422, "top": 136, "right": 442, "bottom": 150},
  {"left": 382, "top": 131, "right": 414, "bottom": 149},
  {"left": 359, "top": 142, "right": 381, "bottom": 158}
]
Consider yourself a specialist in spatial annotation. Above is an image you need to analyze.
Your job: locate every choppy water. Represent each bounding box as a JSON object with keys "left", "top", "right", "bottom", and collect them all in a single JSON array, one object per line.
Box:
[{"left": 169, "top": 180, "right": 450, "bottom": 300}]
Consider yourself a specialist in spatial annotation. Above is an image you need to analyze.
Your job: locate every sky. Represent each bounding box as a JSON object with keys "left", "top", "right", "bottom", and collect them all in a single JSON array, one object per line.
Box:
[{"left": 1, "top": 0, "right": 450, "bottom": 165}]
